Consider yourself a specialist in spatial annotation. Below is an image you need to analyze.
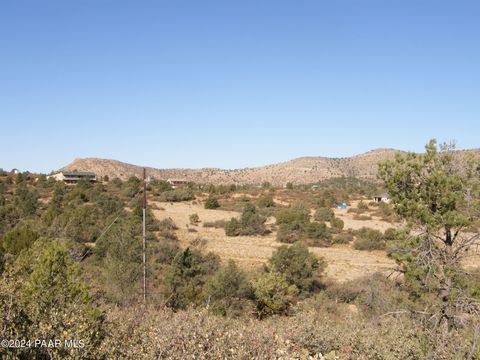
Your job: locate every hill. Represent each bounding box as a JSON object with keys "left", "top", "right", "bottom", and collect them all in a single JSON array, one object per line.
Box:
[{"left": 59, "top": 148, "right": 479, "bottom": 185}]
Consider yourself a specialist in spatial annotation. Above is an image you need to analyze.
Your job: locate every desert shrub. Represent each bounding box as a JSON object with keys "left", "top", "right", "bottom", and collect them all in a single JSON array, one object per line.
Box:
[
  {"left": 153, "top": 238, "right": 181, "bottom": 265},
  {"left": 353, "top": 214, "right": 372, "bottom": 220},
  {"left": 286, "top": 182, "right": 294, "bottom": 190},
  {"left": 14, "top": 183, "right": 38, "bottom": 216},
  {"left": 372, "top": 201, "right": 396, "bottom": 222},
  {"left": 305, "top": 222, "right": 332, "bottom": 247},
  {"left": 314, "top": 207, "right": 334, "bottom": 222},
  {"left": 326, "top": 273, "right": 411, "bottom": 317},
  {"left": 101, "top": 224, "right": 143, "bottom": 305},
  {"left": 276, "top": 224, "right": 303, "bottom": 243},
  {"left": 276, "top": 207, "right": 309, "bottom": 226},
  {"left": 225, "top": 218, "right": 241, "bottom": 236},
  {"left": 122, "top": 176, "right": 141, "bottom": 198},
  {"left": 333, "top": 232, "right": 353, "bottom": 244},
  {"left": 353, "top": 227, "right": 385, "bottom": 250},
  {"left": 0, "top": 204, "right": 21, "bottom": 238},
  {"left": 203, "top": 219, "right": 227, "bottom": 228},
  {"left": 189, "top": 213, "right": 200, "bottom": 225},
  {"left": 111, "top": 177, "right": 122, "bottom": 188},
  {"left": 158, "top": 218, "right": 178, "bottom": 231},
  {"left": 1, "top": 226, "right": 39, "bottom": 258},
  {"left": 164, "top": 248, "right": 220, "bottom": 310},
  {"left": 357, "top": 200, "right": 369, "bottom": 210},
  {"left": 261, "top": 181, "right": 271, "bottom": 189},
  {"left": 50, "top": 204, "right": 106, "bottom": 243},
  {"left": 225, "top": 203, "right": 267, "bottom": 236},
  {"left": 204, "top": 194, "right": 220, "bottom": 209},
  {"left": 158, "top": 218, "right": 178, "bottom": 240},
  {"left": 275, "top": 207, "right": 309, "bottom": 243},
  {"left": 250, "top": 271, "right": 298, "bottom": 318},
  {"left": 159, "top": 188, "right": 194, "bottom": 202},
  {"left": 268, "top": 242, "right": 325, "bottom": 295},
  {"left": 257, "top": 195, "right": 274, "bottom": 208},
  {"left": 203, "top": 260, "right": 252, "bottom": 317},
  {"left": 330, "top": 217, "right": 344, "bottom": 231},
  {"left": 154, "top": 180, "right": 173, "bottom": 193},
  {"left": 0, "top": 238, "right": 105, "bottom": 359},
  {"left": 384, "top": 227, "right": 399, "bottom": 241}
]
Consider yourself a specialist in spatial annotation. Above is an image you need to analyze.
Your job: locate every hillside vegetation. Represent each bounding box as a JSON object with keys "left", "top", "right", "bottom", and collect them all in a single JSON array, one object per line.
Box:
[{"left": 1, "top": 140, "right": 479, "bottom": 359}]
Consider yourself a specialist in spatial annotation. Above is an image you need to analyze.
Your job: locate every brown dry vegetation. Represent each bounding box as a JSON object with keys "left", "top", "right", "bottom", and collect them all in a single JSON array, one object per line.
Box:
[{"left": 151, "top": 199, "right": 396, "bottom": 282}]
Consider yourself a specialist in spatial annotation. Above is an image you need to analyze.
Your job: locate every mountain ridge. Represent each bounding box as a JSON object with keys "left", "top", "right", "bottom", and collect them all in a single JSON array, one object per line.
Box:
[{"left": 59, "top": 148, "right": 479, "bottom": 185}]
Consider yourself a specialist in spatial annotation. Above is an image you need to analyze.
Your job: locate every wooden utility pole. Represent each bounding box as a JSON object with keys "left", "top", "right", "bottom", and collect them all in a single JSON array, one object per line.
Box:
[{"left": 142, "top": 168, "right": 147, "bottom": 303}]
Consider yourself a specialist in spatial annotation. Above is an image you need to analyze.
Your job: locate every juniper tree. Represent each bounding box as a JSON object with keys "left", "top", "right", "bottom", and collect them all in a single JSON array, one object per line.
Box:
[{"left": 378, "top": 139, "right": 480, "bottom": 355}]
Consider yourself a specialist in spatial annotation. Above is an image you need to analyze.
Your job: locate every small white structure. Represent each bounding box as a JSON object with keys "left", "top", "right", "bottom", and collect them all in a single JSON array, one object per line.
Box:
[
  {"left": 11, "top": 168, "right": 20, "bottom": 174},
  {"left": 48, "top": 171, "right": 97, "bottom": 185},
  {"left": 373, "top": 192, "right": 390, "bottom": 204},
  {"left": 167, "top": 178, "right": 188, "bottom": 189}
]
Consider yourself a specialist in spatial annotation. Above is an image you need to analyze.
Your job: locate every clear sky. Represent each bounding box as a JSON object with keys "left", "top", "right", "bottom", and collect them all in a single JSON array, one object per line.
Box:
[{"left": 1, "top": 0, "right": 479, "bottom": 173}]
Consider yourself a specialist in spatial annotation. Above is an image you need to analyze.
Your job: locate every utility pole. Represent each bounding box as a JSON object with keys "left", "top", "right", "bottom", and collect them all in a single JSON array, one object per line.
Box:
[{"left": 142, "top": 168, "right": 147, "bottom": 303}]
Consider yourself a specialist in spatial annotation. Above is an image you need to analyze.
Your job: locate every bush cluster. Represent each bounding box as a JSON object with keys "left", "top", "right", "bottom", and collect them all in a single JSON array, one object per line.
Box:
[
  {"left": 353, "top": 227, "right": 386, "bottom": 250},
  {"left": 225, "top": 203, "right": 268, "bottom": 236}
]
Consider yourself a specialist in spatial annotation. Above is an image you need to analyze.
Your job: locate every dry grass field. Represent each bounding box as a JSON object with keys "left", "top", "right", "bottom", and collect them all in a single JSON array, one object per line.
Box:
[{"left": 151, "top": 199, "right": 397, "bottom": 282}]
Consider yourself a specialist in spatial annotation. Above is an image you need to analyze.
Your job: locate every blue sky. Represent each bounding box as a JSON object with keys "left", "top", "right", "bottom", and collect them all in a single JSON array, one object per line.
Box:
[{"left": 1, "top": 0, "right": 479, "bottom": 173}]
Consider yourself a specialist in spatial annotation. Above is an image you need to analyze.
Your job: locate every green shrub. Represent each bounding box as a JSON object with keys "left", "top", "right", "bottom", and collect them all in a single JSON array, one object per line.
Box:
[
  {"left": 203, "top": 220, "right": 227, "bottom": 229},
  {"left": 122, "top": 176, "right": 141, "bottom": 198},
  {"left": 1, "top": 226, "right": 39, "bottom": 257},
  {"left": 286, "top": 182, "right": 294, "bottom": 190},
  {"left": 225, "top": 204, "right": 267, "bottom": 237},
  {"left": 159, "top": 188, "right": 195, "bottom": 202},
  {"left": 250, "top": 271, "right": 297, "bottom": 318},
  {"left": 154, "top": 180, "right": 173, "bottom": 193},
  {"left": 353, "top": 214, "right": 372, "bottom": 220},
  {"left": 158, "top": 218, "right": 178, "bottom": 240},
  {"left": 257, "top": 195, "right": 274, "bottom": 208},
  {"left": 330, "top": 217, "right": 344, "bottom": 231},
  {"left": 357, "top": 200, "right": 369, "bottom": 210},
  {"left": 268, "top": 242, "right": 325, "bottom": 294},
  {"left": 276, "top": 208, "right": 309, "bottom": 226},
  {"left": 204, "top": 195, "right": 220, "bottom": 209},
  {"left": 203, "top": 260, "right": 252, "bottom": 317},
  {"left": 276, "top": 224, "right": 303, "bottom": 243},
  {"left": 305, "top": 222, "right": 331, "bottom": 245},
  {"left": 225, "top": 218, "right": 241, "bottom": 236},
  {"left": 14, "top": 184, "right": 38, "bottom": 216},
  {"left": 189, "top": 213, "right": 200, "bottom": 225},
  {"left": 353, "top": 227, "right": 386, "bottom": 250},
  {"left": 333, "top": 232, "right": 353, "bottom": 244},
  {"left": 164, "top": 248, "right": 220, "bottom": 310},
  {"left": 314, "top": 207, "right": 334, "bottom": 222}
]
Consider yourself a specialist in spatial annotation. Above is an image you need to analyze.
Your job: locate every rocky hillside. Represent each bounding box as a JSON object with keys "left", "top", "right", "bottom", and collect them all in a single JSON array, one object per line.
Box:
[{"left": 59, "top": 148, "right": 479, "bottom": 186}]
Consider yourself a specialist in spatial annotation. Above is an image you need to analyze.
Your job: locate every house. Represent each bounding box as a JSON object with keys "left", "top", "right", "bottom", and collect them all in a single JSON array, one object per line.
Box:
[
  {"left": 373, "top": 192, "right": 390, "bottom": 203},
  {"left": 167, "top": 178, "right": 188, "bottom": 189},
  {"left": 48, "top": 171, "right": 97, "bottom": 185}
]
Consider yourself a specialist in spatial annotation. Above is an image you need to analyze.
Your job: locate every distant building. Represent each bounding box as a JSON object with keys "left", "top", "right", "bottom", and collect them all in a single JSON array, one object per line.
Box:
[
  {"left": 373, "top": 192, "right": 390, "bottom": 203},
  {"left": 167, "top": 178, "right": 188, "bottom": 189},
  {"left": 48, "top": 171, "right": 97, "bottom": 185}
]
